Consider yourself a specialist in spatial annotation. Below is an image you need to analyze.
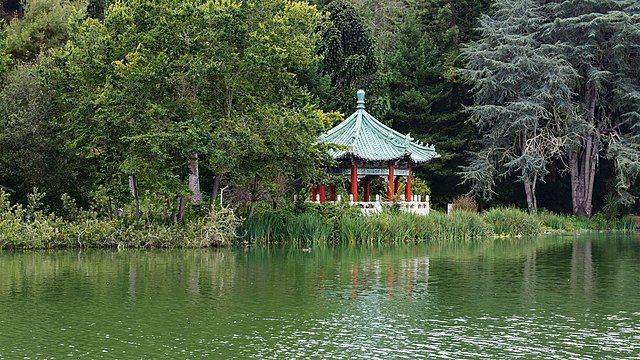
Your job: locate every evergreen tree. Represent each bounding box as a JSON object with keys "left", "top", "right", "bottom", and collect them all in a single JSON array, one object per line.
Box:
[
  {"left": 347, "top": 0, "right": 406, "bottom": 59},
  {"left": 460, "top": 0, "right": 576, "bottom": 213},
  {"left": 383, "top": 0, "right": 490, "bottom": 206},
  {"left": 4, "top": 0, "right": 84, "bottom": 62},
  {"left": 318, "top": 0, "right": 388, "bottom": 116},
  {"left": 543, "top": 0, "right": 640, "bottom": 216}
]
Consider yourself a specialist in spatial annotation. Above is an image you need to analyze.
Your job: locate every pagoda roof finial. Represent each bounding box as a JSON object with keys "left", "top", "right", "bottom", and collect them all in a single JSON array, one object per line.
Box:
[
  {"left": 356, "top": 89, "right": 365, "bottom": 110},
  {"left": 318, "top": 89, "right": 440, "bottom": 164}
]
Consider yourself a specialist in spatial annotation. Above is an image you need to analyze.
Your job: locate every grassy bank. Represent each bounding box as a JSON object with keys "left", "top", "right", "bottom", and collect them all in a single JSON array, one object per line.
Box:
[
  {"left": 1, "top": 189, "right": 636, "bottom": 249},
  {"left": 240, "top": 205, "right": 638, "bottom": 245},
  {"left": 0, "top": 191, "right": 240, "bottom": 250}
]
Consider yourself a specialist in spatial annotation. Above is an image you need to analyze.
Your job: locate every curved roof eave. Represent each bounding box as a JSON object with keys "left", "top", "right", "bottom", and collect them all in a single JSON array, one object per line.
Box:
[{"left": 319, "top": 90, "right": 440, "bottom": 164}]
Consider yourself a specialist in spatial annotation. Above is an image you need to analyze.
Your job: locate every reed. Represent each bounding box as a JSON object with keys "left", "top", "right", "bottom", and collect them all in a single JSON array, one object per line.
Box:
[
  {"left": 245, "top": 210, "right": 492, "bottom": 245},
  {"left": 615, "top": 216, "right": 638, "bottom": 232},
  {"left": 242, "top": 206, "right": 637, "bottom": 246},
  {"left": 2, "top": 188, "right": 636, "bottom": 249},
  {"left": 537, "top": 210, "right": 638, "bottom": 233}
]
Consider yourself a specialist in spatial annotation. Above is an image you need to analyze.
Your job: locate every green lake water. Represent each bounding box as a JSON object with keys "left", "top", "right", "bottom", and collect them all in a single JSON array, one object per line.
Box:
[{"left": 1, "top": 235, "right": 639, "bottom": 359}]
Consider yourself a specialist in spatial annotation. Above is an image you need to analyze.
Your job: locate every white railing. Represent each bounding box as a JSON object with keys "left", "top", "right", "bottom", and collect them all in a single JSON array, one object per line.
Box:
[{"left": 305, "top": 195, "right": 431, "bottom": 216}]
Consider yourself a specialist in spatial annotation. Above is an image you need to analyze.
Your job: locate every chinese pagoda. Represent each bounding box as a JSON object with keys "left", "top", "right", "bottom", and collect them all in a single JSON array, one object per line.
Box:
[{"left": 312, "top": 90, "right": 439, "bottom": 212}]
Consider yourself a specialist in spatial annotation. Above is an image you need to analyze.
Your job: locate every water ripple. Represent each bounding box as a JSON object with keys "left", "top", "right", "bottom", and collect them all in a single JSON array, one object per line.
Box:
[{"left": 0, "top": 236, "right": 638, "bottom": 359}]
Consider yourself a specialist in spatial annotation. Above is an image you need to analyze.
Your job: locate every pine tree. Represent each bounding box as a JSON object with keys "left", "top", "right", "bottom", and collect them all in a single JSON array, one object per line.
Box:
[
  {"left": 318, "top": 0, "right": 388, "bottom": 116},
  {"left": 460, "top": 0, "right": 576, "bottom": 213},
  {"left": 543, "top": 0, "right": 640, "bottom": 216},
  {"left": 382, "top": 0, "right": 491, "bottom": 205}
]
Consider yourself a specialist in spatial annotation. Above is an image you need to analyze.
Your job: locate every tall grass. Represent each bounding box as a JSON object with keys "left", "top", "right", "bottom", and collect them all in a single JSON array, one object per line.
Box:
[
  {"left": 244, "top": 210, "right": 491, "bottom": 245},
  {"left": 484, "top": 207, "right": 542, "bottom": 237},
  {"left": 615, "top": 216, "right": 639, "bottom": 232},
  {"left": 242, "top": 207, "right": 637, "bottom": 246},
  {"left": 3, "top": 188, "right": 636, "bottom": 249},
  {"left": 537, "top": 210, "right": 638, "bottom": 233}
]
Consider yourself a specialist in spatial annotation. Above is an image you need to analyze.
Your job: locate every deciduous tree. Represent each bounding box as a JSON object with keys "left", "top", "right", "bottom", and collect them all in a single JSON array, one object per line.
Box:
[
  {"left": 46, "top": 0, "right": 332, "bottom": 217},
  {"left": 4, "top": 0, "right": 84, "bottom": 62}
]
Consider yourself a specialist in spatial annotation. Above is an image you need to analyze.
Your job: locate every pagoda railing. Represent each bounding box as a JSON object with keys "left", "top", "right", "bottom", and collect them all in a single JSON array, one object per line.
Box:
[
  {"left": 328, "top": 168, "right": 410, "bottom": 177},
  {"left": 305, "top": 195, "right": 431, "bottom": 216}
]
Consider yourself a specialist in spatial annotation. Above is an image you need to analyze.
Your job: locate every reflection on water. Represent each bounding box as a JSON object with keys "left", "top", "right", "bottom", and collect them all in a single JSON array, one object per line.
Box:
[
  {"left": 0, "top": 235, "right": 639, "bottom": 359},
  {"left": 571, "top": 240, "right": 594, "bottom": 294}
]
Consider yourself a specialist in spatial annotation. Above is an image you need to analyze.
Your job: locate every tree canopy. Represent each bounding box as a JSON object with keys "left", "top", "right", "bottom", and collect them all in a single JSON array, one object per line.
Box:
[
  {"left": 460, "top": 0, "right": 640, "bottom": 216},
  {"left": 460, "top": 0, "right": 576, "bottom": 213},
  {"left": 0, "top": 0, "right": 638, "bottom": 218}
]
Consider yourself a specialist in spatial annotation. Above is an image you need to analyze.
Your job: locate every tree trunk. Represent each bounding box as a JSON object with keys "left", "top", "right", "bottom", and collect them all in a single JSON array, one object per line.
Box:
[
  {"left": 570, "top": 85, "right": 598, "bottom": 218},
  {"left": 174, "top": 196, "right": 186, "bottom": 224},
  {"left": 128, "top": 174, "right": 141, "bottom": 220},
  {"left": 210, "top": 175, "right": 220, "bottom": 211},
  {"left": 188, "top": 153, "right": 201, "bottom": 204},
  {"left": 523, "top": 176, "right": 538, "bottom": 214},
  {"left": 569, "top": 150, "right": 595, "bottom": 218}
]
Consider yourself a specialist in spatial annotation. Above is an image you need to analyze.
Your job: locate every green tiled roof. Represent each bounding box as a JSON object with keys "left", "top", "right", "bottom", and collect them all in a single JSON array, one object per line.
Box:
[{"left": 318, "top": 90, "right": 440, "bottom": 163}]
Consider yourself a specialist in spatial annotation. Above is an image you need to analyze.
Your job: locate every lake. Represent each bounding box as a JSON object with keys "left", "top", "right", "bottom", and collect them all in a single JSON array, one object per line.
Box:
[{"left": 0, "top": 235, "right": 639, "bottom": 359}]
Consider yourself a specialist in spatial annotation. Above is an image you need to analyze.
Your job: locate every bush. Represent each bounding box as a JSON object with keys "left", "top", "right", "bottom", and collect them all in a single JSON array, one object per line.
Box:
[
  {"left": 452, "top": 195, "right": 478, "bottom": 213},
  {"left": 484, "top": 207, "right": 542, "bottom": 237},
  {"left": 3, "top": 189, "right": 636, "bottom": 249},
  {"left": 0, "top": 189, "right": 241, "bottom": 249}
]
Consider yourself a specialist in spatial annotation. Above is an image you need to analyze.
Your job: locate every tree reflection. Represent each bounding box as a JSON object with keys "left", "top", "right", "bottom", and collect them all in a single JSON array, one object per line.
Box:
[{"left": 571, "top": 240, "right": 594, "bottom": 295}]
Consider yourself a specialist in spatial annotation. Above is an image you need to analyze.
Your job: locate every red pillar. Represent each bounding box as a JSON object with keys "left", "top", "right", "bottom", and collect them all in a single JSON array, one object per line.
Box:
[
  {"left": 351, "top": 163, "right": 358, "bottom": 202},
  {"left": 364, "top": 179, "right": 371, "bottom": 202},
  {"left": 319, "top": 184, "right": 326, "bottom": 204},
  {"left": 329, "top": 185, "right": 336, "bottom": 201},
  {"left": 405, "top": 167, "right": 412, "bottom": 202},
  {"left": 387, "top": 163, "right": 395, "bottom": 201},
  {"left": 310, "top": 185, "right": 317, "bottom": 201}
]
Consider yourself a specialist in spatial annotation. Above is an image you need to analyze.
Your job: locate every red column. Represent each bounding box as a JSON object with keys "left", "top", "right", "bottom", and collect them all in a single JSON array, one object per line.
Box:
[
  {"left": 311, "top": 185, "right": 317, "bottom": 201},
  {"left": 405, "top": 167, "right": 412, "bottom": 202},
  {"left": 329, "top": 185, "right": 336, "bottom": 201},
  {"left": 364, "top": 179, "right": 371, "bottom": 202},
  {"left": 387, "top": 163, "right": 395, "bottom": 201},
  {"left": 319, "top": 184, "right": 326, "bottom": 204},
  {"left": 351, "top": 164, "right": 358, "bottom": 202}
]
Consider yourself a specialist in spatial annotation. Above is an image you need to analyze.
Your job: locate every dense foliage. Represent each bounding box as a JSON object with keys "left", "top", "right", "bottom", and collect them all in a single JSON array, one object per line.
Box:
[
  {"left": 0, "top": 0, "right": 638, "bottom": 231},
  {"left": 0, "top": 189, "right": 240, "bottom": 249},
  {"left": 2, "top": 0, "right": 333, "bottom": 219},
  {"left": 460, "top": 0, "right": 640, "bottom": 216},
  {"left": 460, "top": 0, "right": 576, "bottom": 213}
]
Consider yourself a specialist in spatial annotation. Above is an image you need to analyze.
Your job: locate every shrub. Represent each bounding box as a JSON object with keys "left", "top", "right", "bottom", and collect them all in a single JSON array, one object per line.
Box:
[
  {"left": 0, "top": 189, "right": 241, "bottom": 249},
  {"left": 537, "top": 210, "right": 579, "bottom": 232},
  {"left": 452, "top": 195, "right": 478, "bottom": 213},
  {"left": 484, "top": 207, "right": 542, "bottom": 237}
]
